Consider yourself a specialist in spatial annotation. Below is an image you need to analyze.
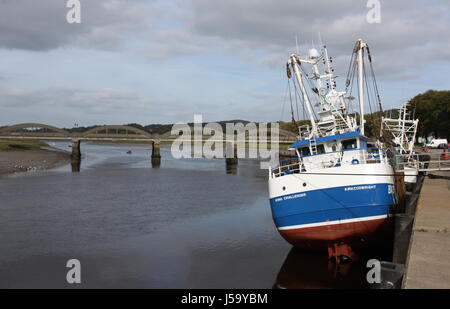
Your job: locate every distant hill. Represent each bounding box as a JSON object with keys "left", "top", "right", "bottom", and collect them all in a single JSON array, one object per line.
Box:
[{"left": 58, "top": 92, "right": 449, "bottom": 142}]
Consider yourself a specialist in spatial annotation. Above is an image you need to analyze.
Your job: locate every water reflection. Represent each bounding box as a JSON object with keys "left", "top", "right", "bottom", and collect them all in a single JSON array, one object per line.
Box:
[
  {"left": 225, "top": 163, "right": 237, "bottom": 174},
  {"left": 274, "top": 248, "right": 368, "bottom": 289},
  {"left": 71, "top": 159, "right": 81, "bottom": 173},
  {"left": 274, "top": 246, "right": 393, "bottom": 289},
  {"left": 151, "top": 157, "right": 161, "bottom": 168}
]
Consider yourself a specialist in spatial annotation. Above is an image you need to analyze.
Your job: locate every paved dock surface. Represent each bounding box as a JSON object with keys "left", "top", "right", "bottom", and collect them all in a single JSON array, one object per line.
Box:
[{"left": 404, "top": 172, "right": 450, "bottom": 288}]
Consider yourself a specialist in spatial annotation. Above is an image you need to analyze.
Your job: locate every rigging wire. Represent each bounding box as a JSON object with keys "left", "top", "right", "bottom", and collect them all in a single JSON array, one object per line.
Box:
[
  {"left": 297, "top": 62, "right": 319, "bottom": 121},
  {"left": 291, "top": 76, "right": 301, "bottom": 122},
  {"left": 280, "top": 80, "right": 290, "bottom": 122},
  {"left": 288, "top": 78, "right": 296, "bottom": 124},
  {"left": 363, "top": 59, "right": 374, "bottom": 116},
  {"left": 366, "top": 45, "right": 383, "bottom": 115},
  {"left": 345, "top": 43, "right": 358, "bottom": 116},
  {"left": 345, "top": 49, "right": 358, "bottom": 116}
]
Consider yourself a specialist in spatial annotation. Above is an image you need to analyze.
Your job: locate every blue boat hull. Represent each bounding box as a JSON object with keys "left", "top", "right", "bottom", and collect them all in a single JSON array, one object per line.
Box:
[{"left": 270, "top": 183, "right": 397, "bottom": 250}]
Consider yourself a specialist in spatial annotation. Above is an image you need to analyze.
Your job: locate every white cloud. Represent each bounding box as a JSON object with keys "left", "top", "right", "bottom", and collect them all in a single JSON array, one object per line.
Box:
[{"left": 0, "top": 0, "right": 156, "bottom": 51}]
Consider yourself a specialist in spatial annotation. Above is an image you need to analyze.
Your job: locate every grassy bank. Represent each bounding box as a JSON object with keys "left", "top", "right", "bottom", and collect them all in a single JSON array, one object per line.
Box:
[{"left": 0, "top": 139, "right": 48, "bottom": 151}]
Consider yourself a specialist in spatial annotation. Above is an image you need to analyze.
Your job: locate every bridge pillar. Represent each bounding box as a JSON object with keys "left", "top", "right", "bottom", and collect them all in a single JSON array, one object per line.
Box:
[
  {"left": 151, "top": 140, "right": 161, "bottom": 167},
  {"left": 71, "top": 139, "right": 81, "bottom": 159},
  {"left": 71, "top": 139, "right": 81, "bottom": 172},
  {"left": 70, "top": 139, "right": 81, "bottom": 160}
]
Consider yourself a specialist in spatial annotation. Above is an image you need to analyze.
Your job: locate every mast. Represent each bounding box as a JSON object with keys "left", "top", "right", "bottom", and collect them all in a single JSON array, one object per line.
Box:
[
  {"left": 400, "top": 104, "right": 406, "bottom": 151},
  {"left": 357, "top": 39, "right": 367, "bottom": 135},
  {"left": 289, "top": 54, "right": 317, "bottom": 135},
  {"left": 323, "top": 46, "right": 334, "bottom": 90}
]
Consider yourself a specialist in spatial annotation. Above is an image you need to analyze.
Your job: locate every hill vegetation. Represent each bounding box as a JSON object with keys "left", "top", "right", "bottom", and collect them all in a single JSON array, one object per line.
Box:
[
  {"left": 279, "top": 90, "right": 449, "bottom": 140},
  {"left": 408, "top": 90, "right": 449, "bottom": 139},
  {"left": 57, "top": 90, "right": 448, "bottom": 140}
]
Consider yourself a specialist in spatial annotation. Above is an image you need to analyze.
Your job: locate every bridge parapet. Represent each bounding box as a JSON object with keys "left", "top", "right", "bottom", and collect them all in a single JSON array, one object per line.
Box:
[
  {"left": 80, "top": 125, "right": 153, "bottom": 139},
  {"left": 0, "top": 123, "right": 70, "bottom": 137}
]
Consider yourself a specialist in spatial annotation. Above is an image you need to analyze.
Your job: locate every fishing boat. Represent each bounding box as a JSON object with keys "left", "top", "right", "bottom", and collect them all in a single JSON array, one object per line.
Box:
[
  {"left": 380, "top": 103, "right": 419, "bottom": 184},
  {"left": 268, "top": 39, "right": 397, "bottom": 260}
]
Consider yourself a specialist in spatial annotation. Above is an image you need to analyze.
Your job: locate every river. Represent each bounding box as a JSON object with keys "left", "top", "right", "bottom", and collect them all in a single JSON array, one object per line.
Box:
[{"left": 0, "top": 141, "right": 388, "bottom": 288}]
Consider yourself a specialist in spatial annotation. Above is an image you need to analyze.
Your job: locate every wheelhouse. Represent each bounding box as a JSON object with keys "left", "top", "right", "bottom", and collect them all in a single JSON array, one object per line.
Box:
[{"left": 271, "top": 131, "right": 388, "bottom": 178}]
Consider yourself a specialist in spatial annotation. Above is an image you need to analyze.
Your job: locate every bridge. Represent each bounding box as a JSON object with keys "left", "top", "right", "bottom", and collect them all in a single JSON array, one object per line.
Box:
[
  {"left": 0, "top": 123, "right": 155, "bottom": 140},
  {"left": 0, "top": 122, "right": 298, "bottom": 143},
  {"left": 0, "top": 123, "right": 163, "bottom": 168},
  {"left": 0, "top": 122, "right": 298, "bottom": 170}
]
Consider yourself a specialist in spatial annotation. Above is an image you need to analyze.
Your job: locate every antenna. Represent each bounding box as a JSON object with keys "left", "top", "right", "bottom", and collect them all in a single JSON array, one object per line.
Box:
[
  {"left": 295, "top": 35, "right": 300, "bottom": 55},
  {"left": 318, "top": 31, "right": 323, "bottom": 48}
]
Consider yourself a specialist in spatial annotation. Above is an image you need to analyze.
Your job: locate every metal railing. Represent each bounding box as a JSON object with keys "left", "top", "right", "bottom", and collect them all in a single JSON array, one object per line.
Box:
[
  {"left": 393, "top": 153, "right": 450, "bottom": 172},
  {"left": 271, "top": 148, "right": 387, "bottom": 178}
]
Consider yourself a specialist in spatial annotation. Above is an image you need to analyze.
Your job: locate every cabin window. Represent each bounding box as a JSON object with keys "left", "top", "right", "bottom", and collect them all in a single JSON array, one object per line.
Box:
[
  {"left": 299, "top": 147, "right": 310, "bottom": 156},
  {"left": 342, "top": 139, "right": 357, "bottom": 150},
  {"left": 359, "top": 139, "right": 367, "bottom": 149},
  {"left": 316, "top": 144, "right": 325, "bottom": 154}
]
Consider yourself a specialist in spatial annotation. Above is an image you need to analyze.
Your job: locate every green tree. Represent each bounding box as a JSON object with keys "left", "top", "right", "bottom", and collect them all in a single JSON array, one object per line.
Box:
[
  {"left": 409, "top": 90, "right": 450, "bottom": 139},
  {"left": 363, "top": 112, "right": 383, "bottom": 138}
]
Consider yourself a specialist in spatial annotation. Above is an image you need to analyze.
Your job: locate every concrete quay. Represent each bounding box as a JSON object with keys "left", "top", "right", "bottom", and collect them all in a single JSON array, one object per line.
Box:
[{"left": 403, "top": 171, "right": 450, "bottom": 288}]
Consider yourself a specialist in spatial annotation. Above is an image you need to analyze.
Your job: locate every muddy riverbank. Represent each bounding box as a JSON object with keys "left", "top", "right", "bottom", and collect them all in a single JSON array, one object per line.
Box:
[{"left": 0, "top": 146, "right": 71, "bottom": 175}]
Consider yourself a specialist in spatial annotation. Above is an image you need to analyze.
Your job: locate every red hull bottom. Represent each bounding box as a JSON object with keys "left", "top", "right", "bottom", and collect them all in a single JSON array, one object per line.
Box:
[{"left": 278, "top": 217, "right": 393, "bottom": 251}]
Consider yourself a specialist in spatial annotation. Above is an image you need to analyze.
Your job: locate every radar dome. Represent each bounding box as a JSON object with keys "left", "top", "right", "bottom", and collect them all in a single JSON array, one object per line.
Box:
[{"left": 308, "top": 48, "right": 320, "bottom": 59}]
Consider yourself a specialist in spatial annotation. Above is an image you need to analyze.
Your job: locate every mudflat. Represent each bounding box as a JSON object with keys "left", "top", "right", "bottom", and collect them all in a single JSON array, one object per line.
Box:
[{"left": 0, "top": 148, "right": 70, "bottom": 174}]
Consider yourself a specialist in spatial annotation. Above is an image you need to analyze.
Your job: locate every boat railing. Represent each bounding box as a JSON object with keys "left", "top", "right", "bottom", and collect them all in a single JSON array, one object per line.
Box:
[
  {"left": 298, "top": 125, "right": 311, "bottom": 139},
  {"left": 270, "top": 148, "right": 388, "bottom": 178},
  {"left": 392, "top": 153, "right": 450, "bottom": 172},
  {"left": 269, "top": 157, "right": 301, "bottom": 178}
]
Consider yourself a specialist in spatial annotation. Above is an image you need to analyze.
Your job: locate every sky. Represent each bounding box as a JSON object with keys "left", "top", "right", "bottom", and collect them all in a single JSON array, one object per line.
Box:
[{"left": 0, "top": 0, "right": 449, "bottom": 127}]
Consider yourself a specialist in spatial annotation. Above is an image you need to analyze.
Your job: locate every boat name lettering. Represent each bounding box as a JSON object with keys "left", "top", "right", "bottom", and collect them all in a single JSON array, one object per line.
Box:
[
  {"left": 275, "top": 193, "right": 307, "bottom": 203},
  {"left": 344, "top": 185, "right": 376, "bottom": 191}
]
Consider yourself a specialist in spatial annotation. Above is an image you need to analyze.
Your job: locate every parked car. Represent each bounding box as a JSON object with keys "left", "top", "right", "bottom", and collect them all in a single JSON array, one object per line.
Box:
[
  {"left": 426, "top": 139, "right": 449, "bottom": 148},
  {"left": 437, "top": 143, "right": 450, "bottom": 149}
]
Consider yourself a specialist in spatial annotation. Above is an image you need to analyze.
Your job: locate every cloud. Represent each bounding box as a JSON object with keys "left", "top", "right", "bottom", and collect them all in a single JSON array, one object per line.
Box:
[
  {"left": 249, "top": 92, "right": 274, "bottom": 100},
  {"left": 1, "top": 0, "right": 449, "bottom": 126},
  {"left": 141, "top": 28, "right": 212, "bottom": 59},
  {"left": 0, "top": 87, "right": 145, "bottom": 112},
  {"left": 0, "top": 86, "right": 245, "bottom": 125},
  {"left": 4, "top": 0, "right": 449, "bottom": 80},
  {"left": 176, "top": 0, "right": 450, "bottom": 79},
  {"left": 0, "top": 0, "right": 156, "bottom": 51}
]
